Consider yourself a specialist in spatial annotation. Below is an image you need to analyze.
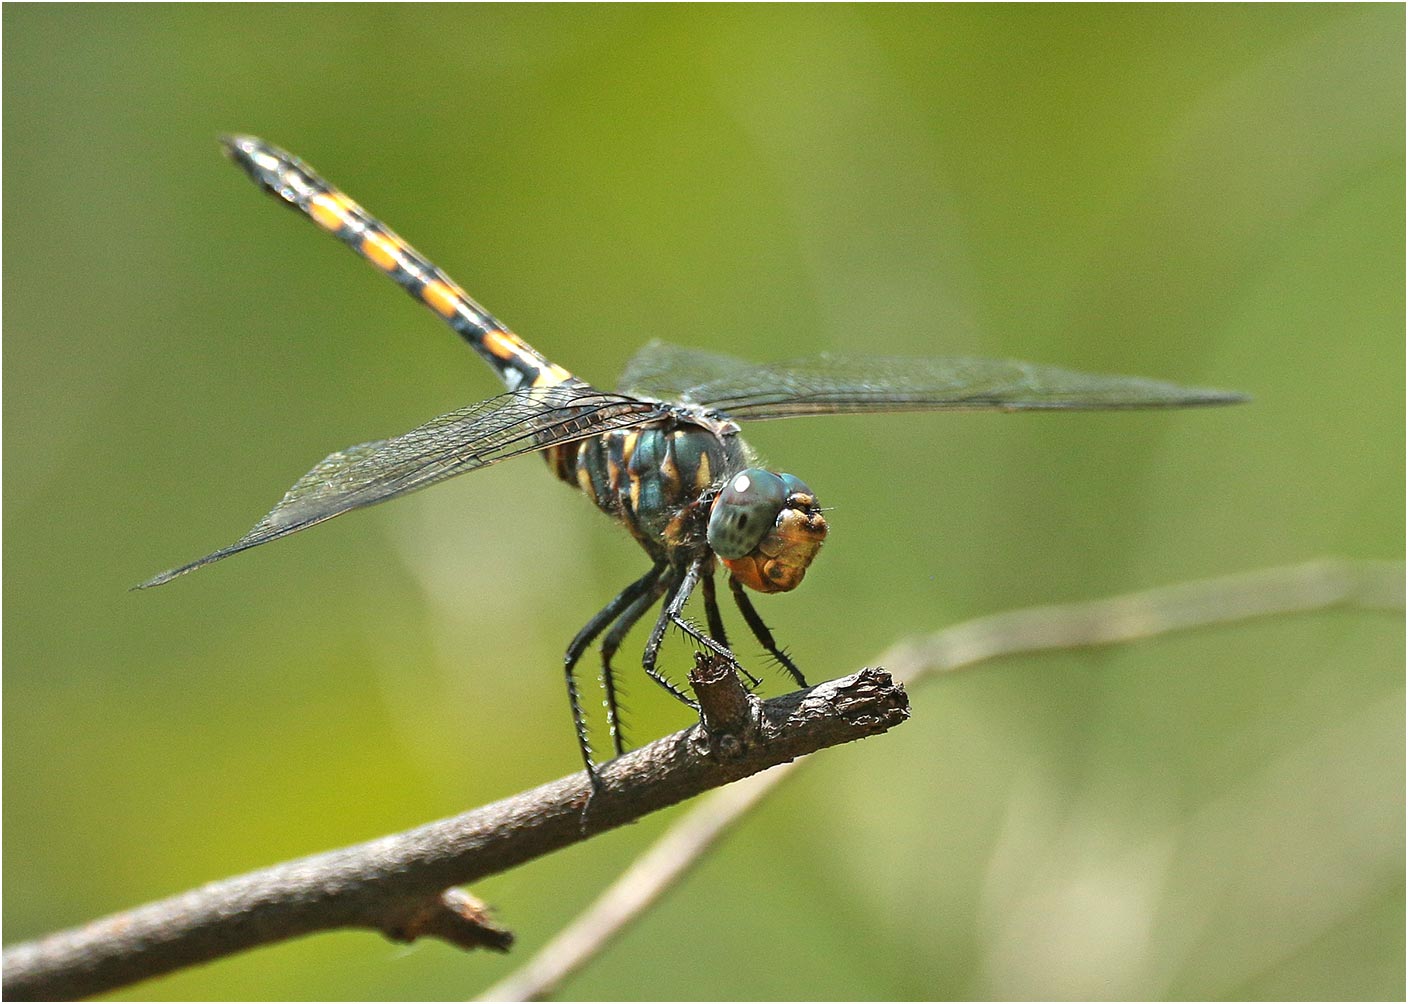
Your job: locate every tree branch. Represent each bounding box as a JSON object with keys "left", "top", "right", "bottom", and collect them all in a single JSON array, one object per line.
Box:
[
  {"left": 1, "top": 667, "right": 910, "bottom": 1001},
  {"left": 479, "top": 558, "right": 1404, "bottom": 1001}
]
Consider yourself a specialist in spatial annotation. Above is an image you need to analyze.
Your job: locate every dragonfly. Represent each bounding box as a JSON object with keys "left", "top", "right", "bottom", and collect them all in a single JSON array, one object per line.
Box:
[{"left": 141, "top": 136, "right": 1246, "bottom": 783}]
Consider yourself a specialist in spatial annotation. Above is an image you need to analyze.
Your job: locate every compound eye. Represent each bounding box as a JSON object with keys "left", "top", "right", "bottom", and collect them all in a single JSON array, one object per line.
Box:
[
  {"left": 778, "top": 473, "right": 815, "bottom": 501},
  {"left": 707, "top": 469, "right": 787, "bottom": 559}
]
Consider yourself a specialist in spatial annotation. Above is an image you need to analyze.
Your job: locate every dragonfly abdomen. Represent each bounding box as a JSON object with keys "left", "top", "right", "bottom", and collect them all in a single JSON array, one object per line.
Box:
[{"left": 221, "top": 135, "right": 572, "bottom": 393}]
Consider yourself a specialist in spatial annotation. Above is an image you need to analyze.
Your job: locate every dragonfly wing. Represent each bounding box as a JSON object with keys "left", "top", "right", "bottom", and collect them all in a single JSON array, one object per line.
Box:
[
  {"left": 139, "top": 385, "right": 662, "bottom": 587},
  {"left": 618, "top": 340, "right": 762, "bottom": 402},
  {"left": 618, "top": 340, "right": 1247, "bottom": 420}
]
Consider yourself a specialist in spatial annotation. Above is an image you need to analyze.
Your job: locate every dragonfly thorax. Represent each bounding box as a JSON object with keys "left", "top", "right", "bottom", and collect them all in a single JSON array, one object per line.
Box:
[{"left": 708, "top": 469, "right": 828, "bottom": 594}]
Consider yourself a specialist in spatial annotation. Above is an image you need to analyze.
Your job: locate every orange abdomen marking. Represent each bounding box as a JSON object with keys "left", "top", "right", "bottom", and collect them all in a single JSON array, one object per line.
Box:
[
  {"left": 481, "top": 328, "right": 519, "bottom": 360},
  {"left": 361, "top": 231, "right": 404, "bottom": 272},
  {"left": 421, "top": 280, "right": 462, "bottom": 318},
  {"left": 309, "top": 191, "right": 356, "bottom": 232}
]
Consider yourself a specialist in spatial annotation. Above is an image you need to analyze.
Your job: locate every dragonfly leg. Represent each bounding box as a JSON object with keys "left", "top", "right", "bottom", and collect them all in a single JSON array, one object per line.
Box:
[
  {"left": 643, "top": 558, "right": 748, "bottom": 706},
  {"left": 598, "top": 567, "right": 670, "bottom": 756},
  {"left": 700, "top": 571, "right": 729, "bottom": 646},
  {"left": 641, "top": 569, "right": 701, "bottom": 708},
  {"left": 729, "top": 575, "right": 808, "bottom": 688},
  {"left": 702, "top": 571, "right": 761, "bottom": 688},
  {"left": 565, "top": 563, "right": 665, "bottom": 777}
]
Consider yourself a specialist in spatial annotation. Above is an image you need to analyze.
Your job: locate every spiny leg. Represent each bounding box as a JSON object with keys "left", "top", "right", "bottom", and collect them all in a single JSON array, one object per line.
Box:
[
  {"left": 643, "top": 558, "right": 744, "bottom": 706},
  {"left": 599, "top": 572, "right": 671, "bottom": 756},
  {"left": 641, "top": 570, "right": 699, "bottom": 707},
  {"left": 564, "top": 563, "right": 664, "bottom": 776},
  {"left": 700, "top": 571, "right": 730, "bottom": 647},
  {"left": 702, "top": 570, "right": 761, "bottom": 688},
  {"left": 729, "top": 574, "right": 808, "bottom": 688}
]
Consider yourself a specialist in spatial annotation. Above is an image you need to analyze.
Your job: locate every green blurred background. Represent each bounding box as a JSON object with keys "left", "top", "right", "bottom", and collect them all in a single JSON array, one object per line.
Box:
[{"left": 5, "top": 5, "right": 1403, "bottom": 1000}]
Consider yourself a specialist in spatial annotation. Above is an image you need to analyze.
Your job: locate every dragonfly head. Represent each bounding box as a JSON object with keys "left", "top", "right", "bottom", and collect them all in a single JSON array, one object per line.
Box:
[{"left": 708, "top": 469, "right": 828, "bottom": 593}]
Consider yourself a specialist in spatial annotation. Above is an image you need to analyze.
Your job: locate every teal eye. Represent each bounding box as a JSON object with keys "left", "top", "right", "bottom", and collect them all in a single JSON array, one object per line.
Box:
[
  {"left": 778, "top": 473, "right": 814, "bottom": 500},
  {"left": 707, "top": 469, "right": 787, "bottom": 559}
]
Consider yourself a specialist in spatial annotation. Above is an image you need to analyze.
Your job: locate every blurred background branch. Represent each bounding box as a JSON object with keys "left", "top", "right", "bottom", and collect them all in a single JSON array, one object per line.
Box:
[{"left": 481, "top": 558, "right": 1403, "bottom": 1001}]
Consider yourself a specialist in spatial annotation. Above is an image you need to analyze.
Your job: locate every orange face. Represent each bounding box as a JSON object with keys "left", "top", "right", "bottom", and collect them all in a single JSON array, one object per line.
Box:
[
  {"left": 709, "top": 470, "right": 828, "bottom": 593},
  {"left": 720, "top": 504, "right": 828, "bottom": 593}
]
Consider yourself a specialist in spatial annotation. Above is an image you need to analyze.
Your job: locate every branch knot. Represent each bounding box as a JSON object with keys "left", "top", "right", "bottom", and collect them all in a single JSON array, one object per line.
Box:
[{"left": 689, "top": 652, "right": 761, "bottom": 761}]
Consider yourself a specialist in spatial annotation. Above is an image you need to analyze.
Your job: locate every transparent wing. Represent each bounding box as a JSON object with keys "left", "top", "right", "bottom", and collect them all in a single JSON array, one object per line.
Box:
[
  {"left": 619, "top": 340, "right": 1247, "bottom": 420},
  {"left": 139, "top": 384, "right": 663, "bottom": 588}
]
